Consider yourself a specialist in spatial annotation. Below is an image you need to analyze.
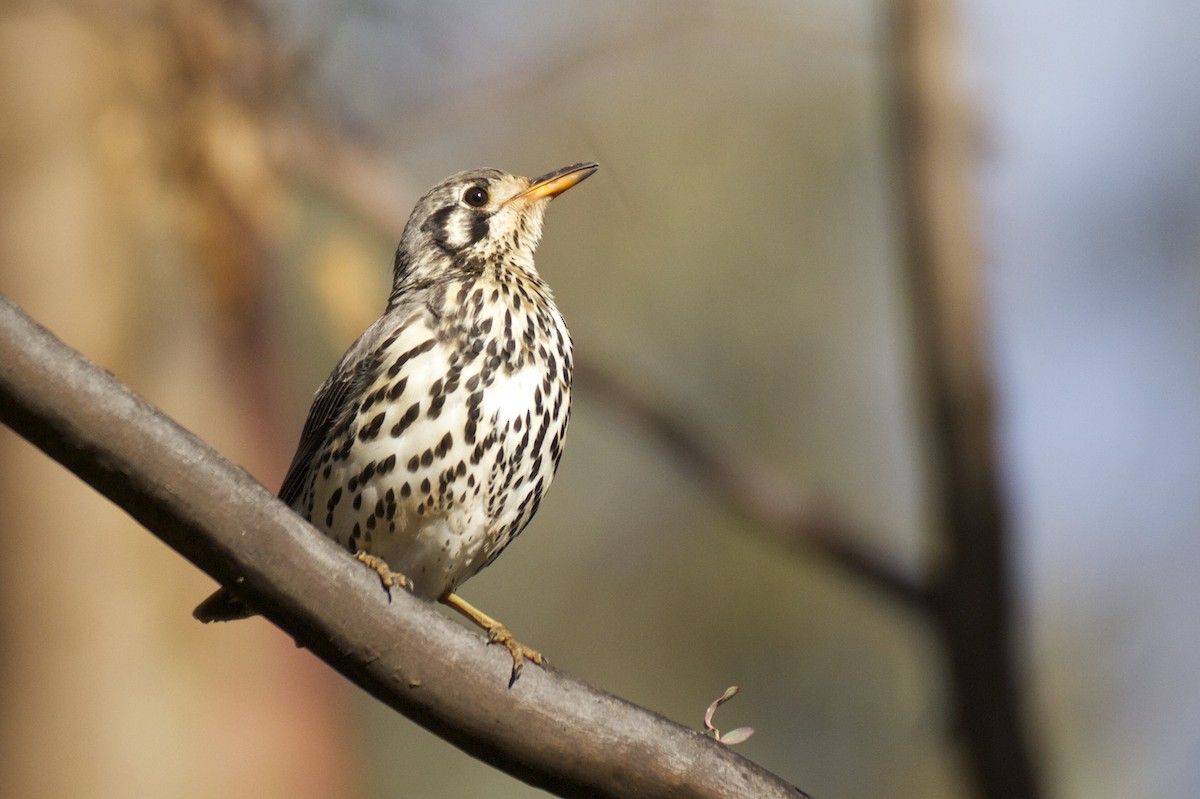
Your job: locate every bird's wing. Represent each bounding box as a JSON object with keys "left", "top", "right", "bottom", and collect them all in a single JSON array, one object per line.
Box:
[
  {"left": 277, "top": 312, "right": 403, "bottom": 508},
  {"left": 196, "top": 308, "right": 420, "bottom": 623}
]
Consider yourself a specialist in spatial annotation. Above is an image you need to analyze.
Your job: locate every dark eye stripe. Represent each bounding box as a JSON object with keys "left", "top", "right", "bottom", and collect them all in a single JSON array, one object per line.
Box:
[
  {"left": 422, "top": 204, "right": 491, "bottom": 253},
  {"left": 470, "top": 213, "right": 489, "bottom": 244},
  {"left": 423, "top": 205, "right": 455, "bottom": 252}
]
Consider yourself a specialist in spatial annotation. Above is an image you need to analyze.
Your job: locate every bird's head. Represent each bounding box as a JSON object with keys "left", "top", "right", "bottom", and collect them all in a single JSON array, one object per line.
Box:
[{"left": 391, "top": 162, "right": 598, "bottom": 290}]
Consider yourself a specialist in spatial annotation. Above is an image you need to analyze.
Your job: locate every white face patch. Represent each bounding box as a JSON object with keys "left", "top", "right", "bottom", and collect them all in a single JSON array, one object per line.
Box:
[{"left": 441, "top": 206, "right": 480, "bottom": 251}]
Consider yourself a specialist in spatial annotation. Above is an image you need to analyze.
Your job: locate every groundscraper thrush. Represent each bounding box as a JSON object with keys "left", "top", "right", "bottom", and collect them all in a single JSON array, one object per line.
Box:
[{"left": 194, "top": 162, "right": 598, "bottom": 681}]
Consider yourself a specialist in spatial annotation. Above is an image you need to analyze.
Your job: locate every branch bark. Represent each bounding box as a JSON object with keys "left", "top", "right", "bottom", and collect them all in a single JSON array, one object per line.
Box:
[{"left": 0, "top": 293, "right": 808, "bottom": 799}]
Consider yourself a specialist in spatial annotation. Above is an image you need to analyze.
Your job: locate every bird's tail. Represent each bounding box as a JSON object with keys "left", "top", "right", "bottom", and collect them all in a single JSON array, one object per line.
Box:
[{"left": 193, "top": 588, "right": 255, "bottom": 622}]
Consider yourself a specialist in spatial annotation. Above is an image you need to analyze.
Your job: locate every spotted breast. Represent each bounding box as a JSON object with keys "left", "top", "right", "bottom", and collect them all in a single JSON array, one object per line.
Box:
[{"left": 194, "top": 163, "right": 596, "bottom": 678}]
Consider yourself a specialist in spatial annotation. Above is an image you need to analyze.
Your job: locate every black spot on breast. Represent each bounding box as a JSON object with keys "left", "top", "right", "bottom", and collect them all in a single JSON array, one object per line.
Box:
[
  {"left": 388, "top": 340, "right": 436, "bottom": 378},
  {"left": 428, "top": 393, "right": 447, "bottom": 418},
  {"left": 391, "top": 402, "right": 421, "bottom": 437},
  {"left": 532, "top": 417, "right": 550, "bottom": 453},
  {"left": 387, "top": 377, "right": 408, "bottom": 401}
]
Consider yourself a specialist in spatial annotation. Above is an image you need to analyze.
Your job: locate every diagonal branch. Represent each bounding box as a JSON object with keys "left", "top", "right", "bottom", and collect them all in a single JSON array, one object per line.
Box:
[{"left": 0, "top": 293, "right": 809, "bottom": 799}]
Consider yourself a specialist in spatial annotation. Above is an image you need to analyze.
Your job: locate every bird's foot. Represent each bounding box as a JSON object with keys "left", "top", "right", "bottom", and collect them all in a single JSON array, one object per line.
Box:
[
  {"left": 487, "top": 624, "right": 546, "bottom": 686},
  {"left": 441, "top": 592, "right": 546, "bottom": 686},
  {"left": 354, "top": 551, "right": 411, "bottom": 601}
]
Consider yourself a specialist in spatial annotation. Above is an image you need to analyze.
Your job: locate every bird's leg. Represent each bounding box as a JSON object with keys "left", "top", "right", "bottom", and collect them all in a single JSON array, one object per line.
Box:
[
  {"left": 354, "top": 551, "right": 410, "bottom": 601},
  {"left": 441, "top": 592, "right": 545, "bottom": 685}
]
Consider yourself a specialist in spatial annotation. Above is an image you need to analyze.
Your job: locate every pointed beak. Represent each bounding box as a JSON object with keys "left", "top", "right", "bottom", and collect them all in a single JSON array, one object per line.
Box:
[{"left": 506, "top": 162, "right": 599, "bottom": 207}]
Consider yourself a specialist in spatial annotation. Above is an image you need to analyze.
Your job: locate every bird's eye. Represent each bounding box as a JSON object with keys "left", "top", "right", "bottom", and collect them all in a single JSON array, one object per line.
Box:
[{"left": 463, "top": 186, "right": 489, "bottom": 207}]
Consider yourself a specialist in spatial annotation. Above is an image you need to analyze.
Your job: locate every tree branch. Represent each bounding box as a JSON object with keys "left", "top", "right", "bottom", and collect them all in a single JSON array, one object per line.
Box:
[
  {"left": 574, "top": 361, "right": 927, "bottom": 612},
  {"left": 0, "top": 293, "right": 809, "bottom": 799}
]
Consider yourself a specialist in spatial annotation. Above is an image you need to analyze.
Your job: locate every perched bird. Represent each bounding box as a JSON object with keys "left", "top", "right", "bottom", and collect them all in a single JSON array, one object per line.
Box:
[{"left": 195, "top": 162, "right": 598, "bottom": 680}]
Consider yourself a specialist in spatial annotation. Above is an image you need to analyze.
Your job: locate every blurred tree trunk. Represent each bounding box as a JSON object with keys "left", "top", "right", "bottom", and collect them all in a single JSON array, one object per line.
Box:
[
  {"left": 889, "top": 1, "right": 1043, "bottom": 797},
  {"left": 0, "top": 7, "right": 354, "bottom": 798}
]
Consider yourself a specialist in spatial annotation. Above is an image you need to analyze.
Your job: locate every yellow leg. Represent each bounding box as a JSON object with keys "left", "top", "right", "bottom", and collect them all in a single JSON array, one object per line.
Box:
[
  {"left": 355, "top": 551, "right": 410, "bottom": 598},
  {"left": 441, "top": 592, "right": 545, "bottom": 684}
]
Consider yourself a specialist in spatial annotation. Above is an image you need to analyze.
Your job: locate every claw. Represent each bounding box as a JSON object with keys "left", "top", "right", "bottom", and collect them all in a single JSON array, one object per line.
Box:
[
  {"left": 441, "top": 591, "right": 546, "bottom": 686},
  {"left": 487, "top": 625, "right": 547, "bottom": 686},
  {"left": 354, "top": 551, "right": 410, "bottom": 600}
]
